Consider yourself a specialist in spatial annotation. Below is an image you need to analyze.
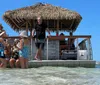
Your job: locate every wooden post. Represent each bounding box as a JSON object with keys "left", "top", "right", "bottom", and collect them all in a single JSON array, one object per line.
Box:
[
  {"left": 46, "top": 20, "right": 49, "bottom": 60},
  {"left": 27, "top": 20, "right": 32, "bottom": 59},
  {"left": 89, "top": 39, "right": 93, "bottom": 60},
  {"left": 87, "top": 38, "right": 92, "bottom": 60},
  {"left": 57, "top": 20, "right": 59, "bottom": 59},
  {"left": 31, "top": 34, "right": 33, "bottom": 59},
  {"left": 69, "top": 32, "right": 73, "bottom": 36},
  {"left": 69, "top": 19, "right": 75, "bottom": 31},
  {"left": 56, "top": 31, "right": 59, "bottom": 36},
  {"left": 76, "top": 38, "right": 79, "bottom": 60},
  {"left": 30, "top": 21, "right": 33, "bottom": 59},
  {"left": 26, "top": 22, "right": 28, "bottom": 36},
  {"left": 56, "top": 20, "right": 59, "bottom": 36},
  {"left": 26, "top": 22, "right": 29, "bottom": 59},
  {"left": 47, "top": 38, "right": 48, "bottom": 60}
]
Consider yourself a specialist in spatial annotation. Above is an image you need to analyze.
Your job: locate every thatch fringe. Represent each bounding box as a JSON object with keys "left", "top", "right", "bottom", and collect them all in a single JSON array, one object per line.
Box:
[{"left": 3, "top": 3, "right": 82, "bottom": 32}]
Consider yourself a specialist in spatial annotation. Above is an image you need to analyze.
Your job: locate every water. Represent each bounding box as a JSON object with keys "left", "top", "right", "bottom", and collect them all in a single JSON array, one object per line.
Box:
[{"left": 0, "top": 65, "right": 100, "bottom": 85}]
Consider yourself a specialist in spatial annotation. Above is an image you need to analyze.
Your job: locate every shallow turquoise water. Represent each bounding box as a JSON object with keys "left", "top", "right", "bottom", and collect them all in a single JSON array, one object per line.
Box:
[{"left": 0, "top": 65, "right": 100, "bottom": 85}]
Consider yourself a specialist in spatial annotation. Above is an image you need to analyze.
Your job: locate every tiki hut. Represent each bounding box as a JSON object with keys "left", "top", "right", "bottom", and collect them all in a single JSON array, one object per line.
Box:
[{"left": 3, "top": 3, "right": 82, "bottom": 35}]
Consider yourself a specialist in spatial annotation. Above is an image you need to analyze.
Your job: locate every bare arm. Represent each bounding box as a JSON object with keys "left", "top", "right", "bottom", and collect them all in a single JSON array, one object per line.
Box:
[
  {"left": 32, "top": 29, "right": 36, "bottom": 37},
  {"left": 17, "top": 39, "right": 23, "bottom": 50},
  {"left": 2, "top": 39, "right": 6, "bottom": 46},
  {"left": 0, "top": 31, "right": 6, "bottom": 37}
]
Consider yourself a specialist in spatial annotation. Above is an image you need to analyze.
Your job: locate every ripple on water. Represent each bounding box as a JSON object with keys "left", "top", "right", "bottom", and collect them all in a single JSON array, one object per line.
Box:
[{"left": 0, "top": 66, "right": 100, "bottom": 85}]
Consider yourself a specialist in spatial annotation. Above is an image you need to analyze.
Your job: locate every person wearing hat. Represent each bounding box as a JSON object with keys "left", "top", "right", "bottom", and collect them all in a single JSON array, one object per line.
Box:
[
  {"left": 0, "top": 23, "right": 7, "bottom": 37},
  {"left": 32, "top": 16, "right": 51, "bottom": 60},
  {"left": 17, "top": 31, "right": 29, "bottom": 68}
]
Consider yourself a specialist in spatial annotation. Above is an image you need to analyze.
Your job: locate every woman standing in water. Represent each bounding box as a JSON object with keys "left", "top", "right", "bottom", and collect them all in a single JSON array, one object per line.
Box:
[
  {"left": 0, "top": 38, "right": 6, "bottom": 68},
  {"left": 0, "top": 24, "right": 7, "bottom": 68},
  {"left": 18, "top": 31, "right": 29, "bottom": 69}
]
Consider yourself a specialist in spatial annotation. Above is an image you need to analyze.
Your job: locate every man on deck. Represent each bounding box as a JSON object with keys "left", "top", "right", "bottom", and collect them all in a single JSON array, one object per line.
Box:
[{"left": 32, "top": 16, "right": 51, "bottom": 60}]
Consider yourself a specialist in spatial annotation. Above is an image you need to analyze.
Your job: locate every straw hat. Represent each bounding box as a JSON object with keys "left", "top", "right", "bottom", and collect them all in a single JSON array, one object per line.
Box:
[{"left": 19, "top": 31, "right": 28, "bottom": 37}]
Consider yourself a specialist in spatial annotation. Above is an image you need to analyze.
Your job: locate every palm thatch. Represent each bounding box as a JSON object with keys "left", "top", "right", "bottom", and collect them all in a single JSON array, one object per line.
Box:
[{"left": 3, "top": 3, "right": 82, "bottom": 32}]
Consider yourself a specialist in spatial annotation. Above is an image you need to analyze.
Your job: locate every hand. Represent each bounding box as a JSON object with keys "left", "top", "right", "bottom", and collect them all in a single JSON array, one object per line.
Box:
[
  {"left": 47, "top": 34, "right": 51, "bottom": 38},
  {"left": 48, "top": 34, "right": 51, "bottom": 37}
]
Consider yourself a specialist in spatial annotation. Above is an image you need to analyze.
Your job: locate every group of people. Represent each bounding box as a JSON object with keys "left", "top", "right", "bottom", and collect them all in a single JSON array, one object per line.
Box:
[
  {"left": 0, "top": 16, "right": 76, "bottom": 68},
  {"left": 0, "top": 16, "right": 51, "bottom": 69},
  {"left": 0, "top": 26, "right": 29, "bottom": 69}
]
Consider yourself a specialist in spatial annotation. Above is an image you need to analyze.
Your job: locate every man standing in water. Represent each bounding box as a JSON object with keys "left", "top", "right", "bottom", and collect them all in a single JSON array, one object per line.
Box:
[{"left": 32, "top": 16, "right": 51, "bottom": 60}]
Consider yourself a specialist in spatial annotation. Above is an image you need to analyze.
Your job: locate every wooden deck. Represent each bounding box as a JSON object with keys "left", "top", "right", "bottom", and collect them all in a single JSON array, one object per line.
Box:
[{"left": 28, "top": 60, "right": 96, "bottom": 68}]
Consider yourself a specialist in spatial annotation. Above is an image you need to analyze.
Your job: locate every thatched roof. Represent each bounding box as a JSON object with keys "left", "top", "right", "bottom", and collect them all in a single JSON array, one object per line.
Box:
[{"left": 3, "top": 3, "right": 82, "bottom": 32}]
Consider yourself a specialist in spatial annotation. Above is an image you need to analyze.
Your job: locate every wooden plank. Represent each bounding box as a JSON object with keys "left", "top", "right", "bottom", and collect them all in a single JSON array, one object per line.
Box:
[
  {"left": 1, "top": 35, "right": 91, "bottom": 40},
  {"left": 9, "top": 17, "right": 20, "bottom": 29},
  {"left": 0, "top": 36, "right": 31, "bottom": 39},
  {"left": 47, "top": 35, "right": 91, "bottom": 40},
  {"left": 20, "top": 22, "right": 26, "bottom": 27},
  {"left": 28, "top": 60, "right": 96, "bottom": 68},
  {"left": 69, "top": 19, "right": 75, "bottom": 30}
]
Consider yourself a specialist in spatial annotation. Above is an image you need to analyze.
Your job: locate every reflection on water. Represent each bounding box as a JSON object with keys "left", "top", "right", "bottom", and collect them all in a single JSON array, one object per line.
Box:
[{"left": 0, "top": 65, "right": 100, "bottom": 85}]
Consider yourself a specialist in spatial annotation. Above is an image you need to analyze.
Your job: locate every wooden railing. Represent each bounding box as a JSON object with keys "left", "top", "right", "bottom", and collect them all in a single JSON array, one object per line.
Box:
[{"left": 47, "top": 35, "right": 91, "bottom": 40}]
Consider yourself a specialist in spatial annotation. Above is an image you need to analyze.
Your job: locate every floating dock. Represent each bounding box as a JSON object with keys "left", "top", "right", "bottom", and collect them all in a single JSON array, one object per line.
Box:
[{"left": 28, "top": 60, "right": 96, "bottom": 68}]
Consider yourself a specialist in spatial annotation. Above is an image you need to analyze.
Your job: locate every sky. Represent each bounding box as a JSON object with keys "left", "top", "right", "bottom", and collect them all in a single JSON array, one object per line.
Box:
[{"left": 0, "top": 0, "right": 100, "bottom": 61}]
